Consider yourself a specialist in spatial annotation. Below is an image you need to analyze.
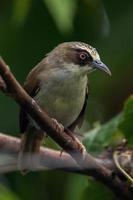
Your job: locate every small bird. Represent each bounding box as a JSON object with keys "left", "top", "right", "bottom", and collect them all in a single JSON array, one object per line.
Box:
[{"left": 18, "top": 41, "right": 111, "bottom": 173}]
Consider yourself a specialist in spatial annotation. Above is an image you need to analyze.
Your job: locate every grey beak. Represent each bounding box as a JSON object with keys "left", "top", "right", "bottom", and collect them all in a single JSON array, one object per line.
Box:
[{"left": 92, "top": 60, "right": 111, "bottom": 76}]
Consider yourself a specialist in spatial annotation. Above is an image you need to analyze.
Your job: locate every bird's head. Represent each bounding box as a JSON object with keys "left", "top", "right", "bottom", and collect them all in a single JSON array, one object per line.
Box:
[{"left": 47, "top": 42, "right": 111, "bottom": 76}]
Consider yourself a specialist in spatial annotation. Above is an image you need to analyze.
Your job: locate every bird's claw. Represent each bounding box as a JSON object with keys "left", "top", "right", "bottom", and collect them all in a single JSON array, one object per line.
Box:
[
  {"left": 75, "top": 137, "right": 86, "bottom": 155},
  {"left": 51, "top": 118, "right": 64, "bottom": 134},
  {"left": 65, "top": 129, "right": 86, "bottom": 155}
]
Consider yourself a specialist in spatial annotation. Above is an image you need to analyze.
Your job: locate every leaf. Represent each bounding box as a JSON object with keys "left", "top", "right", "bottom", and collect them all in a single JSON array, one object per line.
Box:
[
  {"left": 119, "top": 95, "right": 133, "bottom": 144},
  {"left": 83, "top": 114, "right": 123, "bottom": 154},
  {"left": 12, "top": 0, "right": 32, "bottom": 25},
  {"left": 83, "top": 95, "right": 133, "bottom": 154},
  {"left": 43, "top": 0, "right": 77, "bottom": 33}
]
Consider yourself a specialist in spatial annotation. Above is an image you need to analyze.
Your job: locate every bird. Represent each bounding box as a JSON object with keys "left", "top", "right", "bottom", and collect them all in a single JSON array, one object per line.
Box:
[{"left": 18, "top": 41, "right": 111, "bottom": 173}]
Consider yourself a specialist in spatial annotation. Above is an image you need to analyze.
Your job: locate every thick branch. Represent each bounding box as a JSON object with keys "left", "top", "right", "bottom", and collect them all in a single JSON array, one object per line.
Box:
[
  {"left": 0, "top": 57, "right": 132, "bottom": 199},
  {"left": 0, "top": 133, "right": 115, "bottom": 174}
]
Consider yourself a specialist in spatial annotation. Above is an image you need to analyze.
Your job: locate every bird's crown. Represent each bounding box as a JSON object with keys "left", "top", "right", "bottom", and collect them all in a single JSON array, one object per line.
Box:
[{"left": 54, "top": 41, "right": 100, "bottom": 61}]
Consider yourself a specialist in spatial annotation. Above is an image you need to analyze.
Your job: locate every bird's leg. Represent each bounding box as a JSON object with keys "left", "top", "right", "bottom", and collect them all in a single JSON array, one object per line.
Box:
[{"left": 59, "top": 149, "right": 64, "bottom": 157}]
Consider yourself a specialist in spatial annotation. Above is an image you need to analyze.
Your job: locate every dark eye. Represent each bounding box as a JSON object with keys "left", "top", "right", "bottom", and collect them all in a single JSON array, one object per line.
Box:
[{"left": 79, "top": 53, "right": 87, "bottom": 60}]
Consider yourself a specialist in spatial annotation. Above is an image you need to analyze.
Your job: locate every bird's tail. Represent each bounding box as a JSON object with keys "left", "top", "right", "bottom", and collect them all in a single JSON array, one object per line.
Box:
[{"left": 18, "top": 128, "right": 44, "bottom": 175}]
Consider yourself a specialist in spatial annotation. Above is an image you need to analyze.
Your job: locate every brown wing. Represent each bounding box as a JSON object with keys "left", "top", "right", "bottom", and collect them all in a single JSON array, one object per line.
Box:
[
  {"left": 68, "top": 85, "right": 89, "bottom": 131},
  {"left": 19, "top": 62, "right": 44, "bottom": 133},
  {"left": 19, "top": 58, "right": 55, "bottom": 133},
  {"left": 19, "top": 81, "right": 40, "bottom": 133}
]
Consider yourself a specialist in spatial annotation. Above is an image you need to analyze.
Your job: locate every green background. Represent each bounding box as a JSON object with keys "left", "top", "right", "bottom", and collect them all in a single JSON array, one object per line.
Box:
[{"left": 0, "top": 0, "right": 133, "bottom": 200}]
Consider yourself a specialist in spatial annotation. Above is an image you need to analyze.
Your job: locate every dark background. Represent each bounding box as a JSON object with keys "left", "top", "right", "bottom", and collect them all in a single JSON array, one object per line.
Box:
[{"left": 0, "top": 0, "right": 133, "bottom": 200}]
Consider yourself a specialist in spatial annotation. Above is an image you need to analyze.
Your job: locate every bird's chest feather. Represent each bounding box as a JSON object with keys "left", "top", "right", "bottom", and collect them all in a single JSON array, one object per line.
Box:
[{"left": 34, "top": 70, "right": 88, "bottom": 127}]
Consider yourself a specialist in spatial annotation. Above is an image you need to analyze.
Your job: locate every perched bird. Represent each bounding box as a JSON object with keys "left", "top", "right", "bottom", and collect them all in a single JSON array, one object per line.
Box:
[{"left": 19, "top": 41, "right": 111, "bottom": 173}]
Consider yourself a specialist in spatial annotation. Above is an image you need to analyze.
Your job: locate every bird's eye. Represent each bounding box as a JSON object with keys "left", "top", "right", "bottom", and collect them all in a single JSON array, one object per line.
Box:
[{"left": 79, "top": 53, "right": 87, "bottom": 60}]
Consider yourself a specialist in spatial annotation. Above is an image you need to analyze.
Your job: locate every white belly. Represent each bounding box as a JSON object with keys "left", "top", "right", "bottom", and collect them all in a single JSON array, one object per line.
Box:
[{"left": 34, "top": 70, "right": 88, "bottom": 128}]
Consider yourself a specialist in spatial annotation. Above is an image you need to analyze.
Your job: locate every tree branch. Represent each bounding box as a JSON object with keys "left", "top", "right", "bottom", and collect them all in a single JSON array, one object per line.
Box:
[
  {"left": 0, "top": 133, "right": 115, "bottom": 174},
  {"left": 0, "top": 57, "right": 132, "bottom": 199}
]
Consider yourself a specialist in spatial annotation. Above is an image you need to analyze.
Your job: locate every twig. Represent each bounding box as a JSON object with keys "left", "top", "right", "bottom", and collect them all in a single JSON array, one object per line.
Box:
[
  {"left": 0, "top": 57, "right": 132, "bottom": 199},
  {"left": 113, "top": 151, "right": 133, "bottom": 184}
]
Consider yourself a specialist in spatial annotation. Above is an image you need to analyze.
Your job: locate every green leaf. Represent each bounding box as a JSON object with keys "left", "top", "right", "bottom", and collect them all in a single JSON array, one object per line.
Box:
[
  {"left": 83, "top": 114, "right": 123, "bottom": 154},
  {"left": 12, "top": 0, "right": 32, "bottom": 25},
  {"left": 0, "top": 185, "right": 21, "bottom": 200},
  {"left": 43, "top": 0, "right": 77, "bottom": 33},
  {"left": 119, "top": 95, "right": 133, "bottom": 144},
  {"left": 83, "top": 95, "right": 133, "bottom": 154}
]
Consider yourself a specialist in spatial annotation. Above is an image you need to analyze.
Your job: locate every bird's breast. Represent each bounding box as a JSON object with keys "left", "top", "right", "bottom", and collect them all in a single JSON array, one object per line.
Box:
[{"left": 34, "top": 70, "right": 88, "bottom": 128}]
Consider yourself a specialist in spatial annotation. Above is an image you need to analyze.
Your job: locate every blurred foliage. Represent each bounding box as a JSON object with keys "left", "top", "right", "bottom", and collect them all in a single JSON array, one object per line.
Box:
[
  {"left": 119, "top": 95, "right": 133, "bottom": 143},
  {"left": 0, "top": 185, "right": 20, "bottom": 200},
  {"left": 65, "top": 175, "right": 114, "bottom": 200},
  {"left": 12, "top": 0, "right": 32, "bottom": 26},
  {"left": 83, "top": 95, "right": 133, "bottom": 154},
  {"left": 0, "top": 0, "right": 133, "bottom": 200},
  {"left": 43, "top": 0, "right": 77, "bottom": 33}
]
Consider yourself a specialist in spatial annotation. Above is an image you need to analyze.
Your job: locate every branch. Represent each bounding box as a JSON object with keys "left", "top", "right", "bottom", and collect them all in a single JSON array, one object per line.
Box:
[
  {"left": 0, "top": 57, "right": 132, "bottom": 200},
  {"left": 0, "top": 133, "right": 115, "bottom": 174},
  {"left": 0, "top": 133, "right": 133, "bottom": 192}
]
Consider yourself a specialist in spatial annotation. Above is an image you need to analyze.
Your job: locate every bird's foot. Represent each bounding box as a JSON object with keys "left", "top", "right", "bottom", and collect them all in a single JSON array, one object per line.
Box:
[
  {"left": 65, "top": 129, "right": 86, "bottom": 155},
  {"left": 51, "top": 118, "right": 64, "bottom": 134},
  {"left": 73, "top": 136, "right": 86, "bottom": 155}
]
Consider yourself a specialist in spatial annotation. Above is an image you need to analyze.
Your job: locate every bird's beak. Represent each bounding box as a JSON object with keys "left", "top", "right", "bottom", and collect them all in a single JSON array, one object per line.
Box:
[{"left": 91, "top": 60, "right": 111, "bottom": 76}]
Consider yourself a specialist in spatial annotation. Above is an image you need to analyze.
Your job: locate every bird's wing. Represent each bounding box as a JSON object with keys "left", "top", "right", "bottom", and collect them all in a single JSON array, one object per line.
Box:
[
  {"left": 19, "top": 79, "right": 40, "bottom": 133},
  {"left": 68, "top": 85, "right": 89, "bottom": 132},
  {"left": 19, "top": 62, "right": 44, "bottom": 133}
]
